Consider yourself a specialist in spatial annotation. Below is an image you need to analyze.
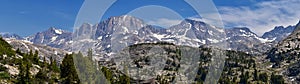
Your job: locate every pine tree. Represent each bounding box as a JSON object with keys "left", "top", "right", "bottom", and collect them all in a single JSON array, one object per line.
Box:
[
  {"left": 25, "top": 64, "right": 31, "bottom": 83},
  {"left": 253, "top": 69, "right": 258, "bottom": 81},
  {"left": 270, "top": 73, "right": 284, "bottom": 84},
  {"left": 34, "top": 65, "right": 48, "bottom": 83},
  {"left": 28, "top": 50, "right": 34, "bottom": 62},
  {"left": 259, "top": 73, "right": 268, "bottom": 82},
  {"left": 33, "top": 50, "right": 39, "bottom": 64},
  {"left": 60, "top": 54, "right": 80, "bottom": 84},
  {"left": 17, "top": 62, "right": 26, "bottom": 84}
]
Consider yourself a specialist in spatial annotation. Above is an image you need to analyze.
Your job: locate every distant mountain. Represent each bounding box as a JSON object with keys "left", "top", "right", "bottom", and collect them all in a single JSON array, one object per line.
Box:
[
  {"left": 0, "top": 33, "right": 23, "bottom": 40},
  {"left": 267, "top": 21, "right": 300, "bottom": 62},
  {"left": 26, "top": 27, "right": 72, "bottom": 49},
  {"left": 266, "top": 20, "right": 300, "bottom": 83},
  {"left": 224, "top": 27, "right": 272, "bottom": 54},
  {"left": 82, "top": 16, "right": 275, "bottom": 55},
  {"left": 262, "top": 25, "right": 295, "bottom": 42}
]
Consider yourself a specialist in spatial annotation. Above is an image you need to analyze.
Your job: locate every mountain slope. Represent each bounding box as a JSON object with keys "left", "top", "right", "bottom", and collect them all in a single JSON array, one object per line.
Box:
[
  {"left": 266, "top": 20, "right": 300, "bottom": 83},
  {"left": 26, "top": 27, "right": 72, "bottom": 49},
  {"left": 0, "top": 37, "right": 61, "bottom": 83},
  {"left": 262, "top": 25, "right": 295, "bottom": 42},
  {"left": 4, "top": 38, "right": 68, "bottom": 63}
]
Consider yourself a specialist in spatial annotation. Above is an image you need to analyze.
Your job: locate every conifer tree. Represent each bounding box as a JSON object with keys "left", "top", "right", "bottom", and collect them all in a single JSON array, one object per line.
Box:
[{"left": 60, "top": 54, "right": 80, "bottom": 83}]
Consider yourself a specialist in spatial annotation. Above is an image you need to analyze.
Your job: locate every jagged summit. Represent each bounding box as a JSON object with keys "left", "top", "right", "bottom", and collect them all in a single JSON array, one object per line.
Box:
[
  {"left": 262, "top": 25, "right": 296, "bottom": 42},
  {"left": 292, "top": 20, "right": 300, "bottom": 33},
  {"left": 182, "top": 19, "right": 207, "bottom": 25}
]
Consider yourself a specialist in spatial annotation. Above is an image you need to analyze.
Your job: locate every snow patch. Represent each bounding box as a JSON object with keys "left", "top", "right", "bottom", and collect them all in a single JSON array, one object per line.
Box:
[
  {"left": 208, "top": 30, "right": 213, "bottom": 35},
  {"left": 122, "top": 26, "right": 129, "bottom": 33},
  {"left": 207, "top": 38, "right": 220, "bottom": 43},
  {"left": 58, "top": 39, "right": 65, "bottom": 45},
  {"left": 41, "top": 36, "right": 44, "bottom": 43},
  {"left": 257, "top": 37, "right": 275, "bottom": 43},
  {"left": 107, "top": 45, "right": 111, "bottom": 48},
  {"left": 51, "top": 36, "right": 58, "bottom": 42},
  {"left": 54, "top": 29, "right": 63, "bottom": 34},
  {"left": 22, "top": 40, "right": 33, "bottom": 44},
  {"left": 194, "top": 39, "right": 206, "bottom": 44},
  {"left": 240, "top": 29, "right": 246, "bottom": 33},
  {"left": 152, "top": 34, "right": 165, "bottom": 40},
  {"left": 97, "top": 36, "right": 103, "bottom": 40}
]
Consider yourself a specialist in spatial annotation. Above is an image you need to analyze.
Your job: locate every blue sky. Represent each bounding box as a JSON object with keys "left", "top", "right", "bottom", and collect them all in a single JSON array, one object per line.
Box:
[{"left": 0, "top": 0, "right": 299, "bottom": 36}]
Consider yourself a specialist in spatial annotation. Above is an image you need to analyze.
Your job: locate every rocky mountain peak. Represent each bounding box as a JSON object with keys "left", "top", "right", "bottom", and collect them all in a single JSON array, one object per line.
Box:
[
  {"left": 44, "top": 27, "right": 64, "bottom": 35},
  {"left": 225, "top": 27, "right": 258, "bottom": 37},
  {"left": 94, "top": 15, "right": 145, "bottom": 39},
  {"left": 182, "top": 19, "right": 206, "bottom": 25},
  {"left": 106, "top": 15, "right": 145, "bottom": 28},
  {"left": 274, "top": 26, "right": 285, "bottom": 30},
  {"left": 26, "top": 27, "right": 72, "bottom": 49},
  {"left": 262, "top": 25, "right": 296, "bottom": 42},
  {"left": 292, "top": 20, "right": 300, "bottom": 33}
]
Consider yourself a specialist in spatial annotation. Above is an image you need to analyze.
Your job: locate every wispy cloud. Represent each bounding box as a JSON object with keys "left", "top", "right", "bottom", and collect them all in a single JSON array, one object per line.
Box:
[
  {"left": 219, "top": 0, "right": 300, "bottom": 35},
  {"left": 147, "top": 18, "right": 182, "bottom": 28},
  {"left": 18, "top": 11, "right": 29, "bottom": 15},
  {"left": 53, "top": 11, "right": 73, "bottom": 20}
]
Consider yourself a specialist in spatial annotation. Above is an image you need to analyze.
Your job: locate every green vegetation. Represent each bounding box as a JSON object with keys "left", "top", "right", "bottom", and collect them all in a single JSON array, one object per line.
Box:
[
  {"left": 60, "top": 54, "right": 80, "bottom": 84},
  {"left": 0, "top": 38, "right": 291, "bottom": 83},
  {"left": 0, "top": 37, "right": 15, "bottom": 57},
  {"left": 0, "top": 37, "right": 77, "bottom": 83}
]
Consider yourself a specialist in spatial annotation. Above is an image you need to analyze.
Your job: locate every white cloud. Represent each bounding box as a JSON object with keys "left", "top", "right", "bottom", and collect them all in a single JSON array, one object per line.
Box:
[
  {"left": 147, "top": 18, "right": 182, "bottom": 28},
  {"left": 219, "top": 0, "right": 300, "bottom": 36}
]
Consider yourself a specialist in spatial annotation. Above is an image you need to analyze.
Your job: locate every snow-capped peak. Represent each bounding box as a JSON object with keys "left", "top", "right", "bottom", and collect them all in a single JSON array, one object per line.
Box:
[{"left": 49, "top": 27, "right": 63, "bottom": 35}]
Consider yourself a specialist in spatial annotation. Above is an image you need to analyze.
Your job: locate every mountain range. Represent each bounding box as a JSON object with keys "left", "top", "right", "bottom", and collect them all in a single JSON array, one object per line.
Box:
[
  {"left": 1, "top": 15, "right": 300, "bottom": 83},
  {"left": 1, "top": 15, "right": 298, "bottom": 56}
]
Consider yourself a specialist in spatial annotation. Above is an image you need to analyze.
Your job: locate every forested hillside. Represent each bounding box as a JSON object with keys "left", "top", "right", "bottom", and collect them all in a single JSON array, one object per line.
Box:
[{"left": 0, "top": 37, "right": 79, "bottom": 83}]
